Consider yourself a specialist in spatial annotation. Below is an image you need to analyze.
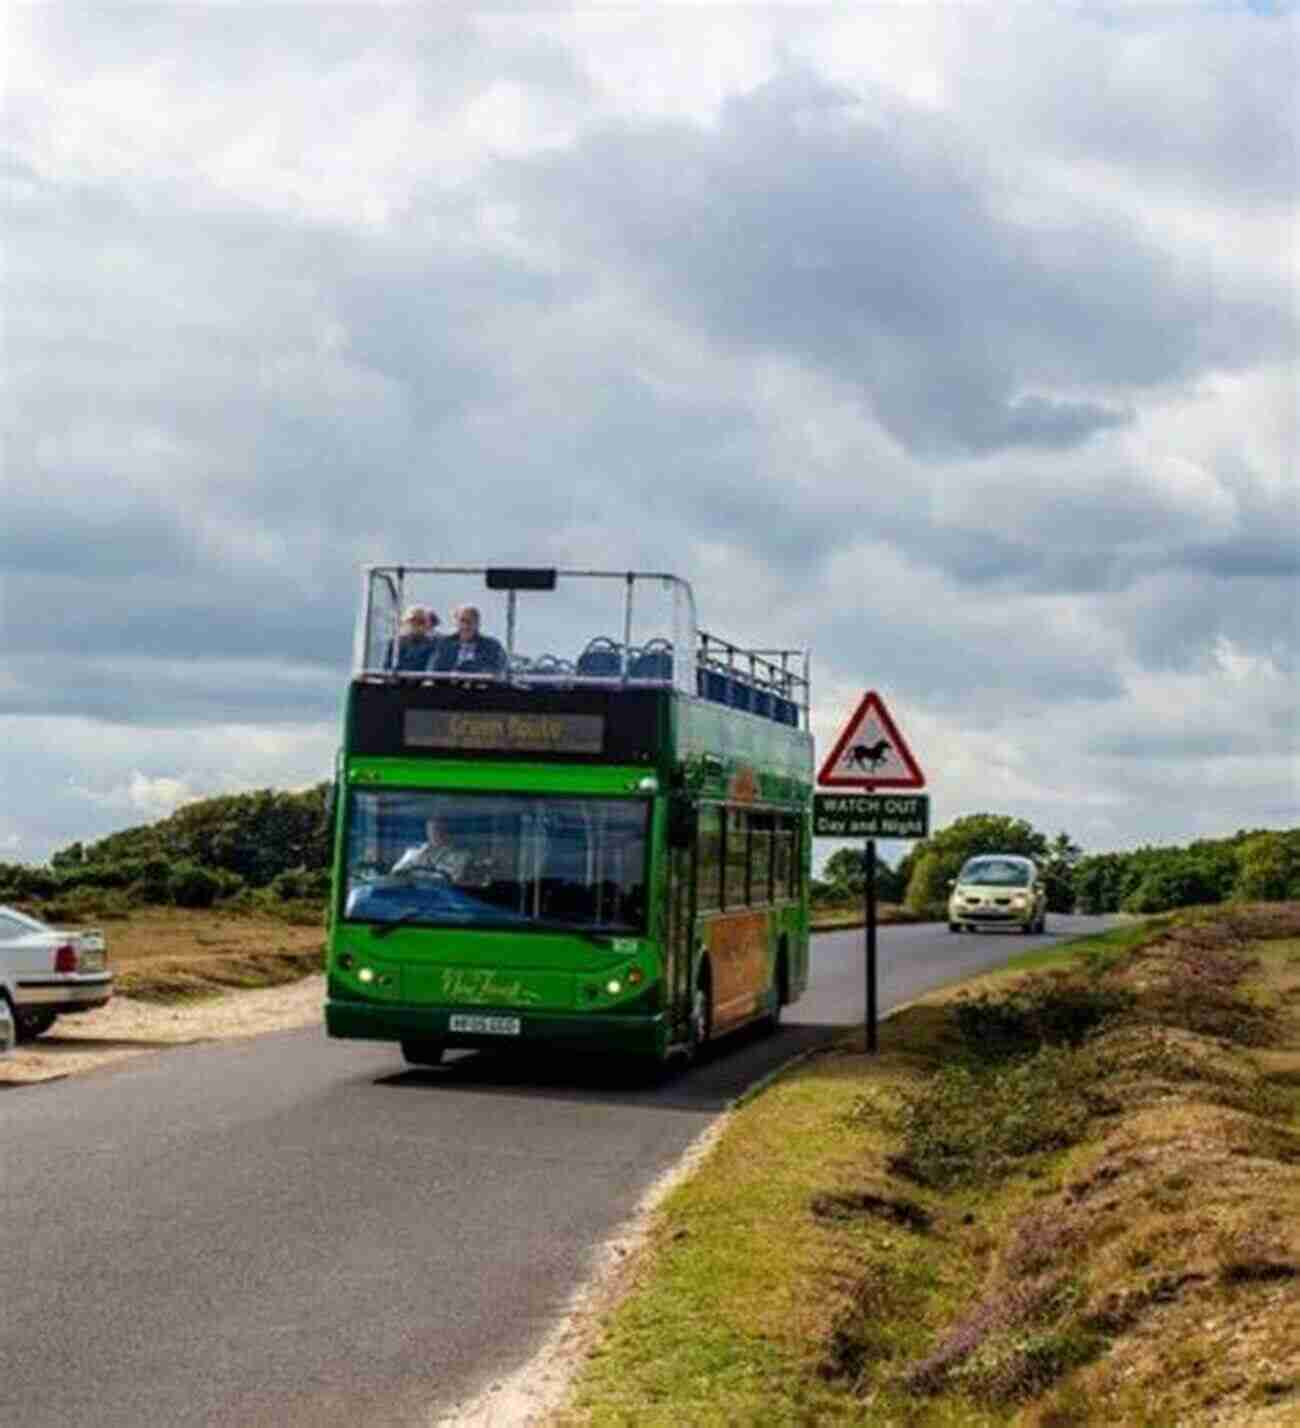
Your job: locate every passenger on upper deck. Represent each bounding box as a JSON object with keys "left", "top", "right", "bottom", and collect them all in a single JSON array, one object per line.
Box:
[
  {"left": 389, "top": 605, "right": 441, "bottom": 672},
  {"left": 430, "top": 604, "right": 507, "bottom": 676}
]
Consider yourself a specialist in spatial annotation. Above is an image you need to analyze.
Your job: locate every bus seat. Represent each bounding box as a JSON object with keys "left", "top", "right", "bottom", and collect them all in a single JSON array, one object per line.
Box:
[
  {"left": 751, "top": 688, "right": 773, "bottom": 719},
  {"left": 629, "top": 639, "right": 673, "bottom": 680},
  {"left": 728, "top": 679, "right": 753, "bottom": 713},
  {"left": 698, "top": 667, "right": 728, "bottom": 704},
  {"left": 576, "top": 637, "right": 624, "bottom": 677}
]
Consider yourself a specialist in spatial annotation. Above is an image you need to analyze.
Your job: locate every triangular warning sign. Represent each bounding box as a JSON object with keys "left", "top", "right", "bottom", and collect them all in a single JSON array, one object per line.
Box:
[{"left": 818, "top": 691, "right": 926, "bottom": 789}]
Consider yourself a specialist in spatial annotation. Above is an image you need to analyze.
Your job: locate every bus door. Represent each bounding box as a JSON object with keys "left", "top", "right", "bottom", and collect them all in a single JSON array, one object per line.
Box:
[{"left": 665, "top": 840, "right": 693, "bottom": 1041}]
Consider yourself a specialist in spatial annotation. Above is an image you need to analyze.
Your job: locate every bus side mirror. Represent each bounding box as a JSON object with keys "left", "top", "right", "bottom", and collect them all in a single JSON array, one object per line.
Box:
[{"left": 668, "top": 799, "right": 696, "bottom": 849}]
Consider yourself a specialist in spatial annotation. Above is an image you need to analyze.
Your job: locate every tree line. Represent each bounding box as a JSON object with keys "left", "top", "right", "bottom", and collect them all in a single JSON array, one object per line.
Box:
[
  {"left": 0, "top": 785, "right": 332, "bottom": 912},
  {"left": 812, "top": 814, "right": 1300, "bottom": 917}
]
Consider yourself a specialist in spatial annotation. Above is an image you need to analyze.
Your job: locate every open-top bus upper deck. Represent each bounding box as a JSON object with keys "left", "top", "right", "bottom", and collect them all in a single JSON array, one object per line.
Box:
[{"left": 355, "top": 565, "right": 810, "bottom": 731}]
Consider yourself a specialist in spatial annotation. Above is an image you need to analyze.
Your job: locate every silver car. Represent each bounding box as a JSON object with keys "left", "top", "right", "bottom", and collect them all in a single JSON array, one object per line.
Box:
[
  {"left": 947, "top": 855, "right": 1047, "bottom": 934},
  {"left": 0, "top": 993, "right": 14, "bottom": 1056},
  {"left": 0, "top": 905, "right": 114, "bottom": 1041}
]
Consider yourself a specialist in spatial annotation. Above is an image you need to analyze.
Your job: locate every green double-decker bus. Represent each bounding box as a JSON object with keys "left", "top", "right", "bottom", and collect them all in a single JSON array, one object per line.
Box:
[{"left": 325, "top": 567, "right": 813, "bottom": 1069}]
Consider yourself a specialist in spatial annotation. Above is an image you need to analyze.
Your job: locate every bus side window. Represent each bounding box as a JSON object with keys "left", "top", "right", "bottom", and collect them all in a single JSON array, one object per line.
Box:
[
  {"left": 749, "top": 813, "right": 773, "bottom": 905},
  {"left": 724, "top": 808, "right": 749, "bottom": 908},
  {"left": 773, "top": 815, "right": 794, "bottom": 898},
  {"left": 697, "top": 806, "right": 722, "bottom": 913}
]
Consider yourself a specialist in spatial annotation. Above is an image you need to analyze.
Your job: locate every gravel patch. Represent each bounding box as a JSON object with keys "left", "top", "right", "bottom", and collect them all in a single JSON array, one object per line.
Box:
[{"left": 1, "top": 975, "right": 326, "bottom": 1086}]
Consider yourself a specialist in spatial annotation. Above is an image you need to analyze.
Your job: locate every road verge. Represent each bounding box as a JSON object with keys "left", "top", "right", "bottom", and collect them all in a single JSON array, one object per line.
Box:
[{"left": 547, "top": 903, "right": 1300, "bottom": 1426}]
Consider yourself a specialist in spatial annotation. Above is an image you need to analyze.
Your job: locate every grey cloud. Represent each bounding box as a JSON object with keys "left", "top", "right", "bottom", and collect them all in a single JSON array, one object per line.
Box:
[
  {"left": 1086, "top": 730, "right": 1274, "bottom": 760},
  {"left": 1179, "top": 537, "right": 1300, "bottom": 581},
  {"left": 501, "top": 67, "right": 1289, "bottom": 458},
  {"left": 815, "top": 602, "right": 1125, "bottom": 706},
  {"left": 0, "top": 655, "right": 341, "bottom": 728},
  {"left": 977, "top": 11, "right": 1300, "bottom": 208},
  {"left": 1108, "top": 569, "right": 1297, "bottom": 674}
]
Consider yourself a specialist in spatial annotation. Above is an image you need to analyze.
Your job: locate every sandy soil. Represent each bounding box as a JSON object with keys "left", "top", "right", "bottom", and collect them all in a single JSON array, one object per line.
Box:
[{"left": 0, "top": 975, "right": 326, "bottom": 1086}]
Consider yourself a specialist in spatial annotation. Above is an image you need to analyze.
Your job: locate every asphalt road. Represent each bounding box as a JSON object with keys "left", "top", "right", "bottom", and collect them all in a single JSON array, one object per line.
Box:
[{"left": 1, "top": 915, "right": 1111, "bottom": 1427}]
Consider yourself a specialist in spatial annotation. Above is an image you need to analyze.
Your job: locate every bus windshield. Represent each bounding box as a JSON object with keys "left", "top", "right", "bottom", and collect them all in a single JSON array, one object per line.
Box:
[{"left": 343, "top": 791, "right": 650, "bottom": 934}]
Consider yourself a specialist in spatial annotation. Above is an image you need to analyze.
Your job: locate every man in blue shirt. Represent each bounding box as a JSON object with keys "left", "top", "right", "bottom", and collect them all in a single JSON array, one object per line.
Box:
[{"left": 431, "top": 604, "right": 506, "bottom": 675}]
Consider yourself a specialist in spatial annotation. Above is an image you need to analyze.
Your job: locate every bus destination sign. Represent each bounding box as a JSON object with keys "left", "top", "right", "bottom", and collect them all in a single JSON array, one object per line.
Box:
[
  {"left": 813, "top": 793, "right": 929, "bottom": 839},
  {"left": 405, "top": 710, "right": 605, "bottom": 755}
]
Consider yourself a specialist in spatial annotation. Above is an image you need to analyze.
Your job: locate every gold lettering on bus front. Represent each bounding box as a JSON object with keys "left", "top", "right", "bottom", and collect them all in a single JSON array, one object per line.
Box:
[
  {"left": 444, "top": 713, "right": 576, "bottom": 751},
  {"left": 448, "top": 715, "right": 504, "bottom": 743},
  {"left": 508, "top": 715, "right": 564, "bottom": 743},
  {"left": 441, "top": 969, "right": 544, "bottom": 1006}
]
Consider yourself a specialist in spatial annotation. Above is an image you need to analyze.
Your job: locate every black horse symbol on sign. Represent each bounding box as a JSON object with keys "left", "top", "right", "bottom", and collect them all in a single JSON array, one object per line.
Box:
[{"left": 848, "top": 738, "right": 892, "bottom": 772}]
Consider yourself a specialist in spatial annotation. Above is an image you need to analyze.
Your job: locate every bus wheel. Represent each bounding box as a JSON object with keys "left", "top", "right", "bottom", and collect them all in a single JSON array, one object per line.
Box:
[
  {"left": 687, "top": 962, "right": 712, "bottom": 1064},
  {"left": 400, "top": 1038, "right": 445, "bottom": 1067}
]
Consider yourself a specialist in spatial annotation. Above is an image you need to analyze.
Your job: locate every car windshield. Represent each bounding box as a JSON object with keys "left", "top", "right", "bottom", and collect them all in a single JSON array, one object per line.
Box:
[
  {"left": 343, "top": 790, "right": 649, "bottom": 933},
  {"left": 960, "top": 859, "right": 1032, "bottom": 887}
]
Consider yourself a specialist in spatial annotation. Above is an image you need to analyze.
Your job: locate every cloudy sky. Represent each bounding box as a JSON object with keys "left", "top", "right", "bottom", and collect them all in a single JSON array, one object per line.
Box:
[{"left": 3, "top": 3, "right": 1296, "bottom": 867}]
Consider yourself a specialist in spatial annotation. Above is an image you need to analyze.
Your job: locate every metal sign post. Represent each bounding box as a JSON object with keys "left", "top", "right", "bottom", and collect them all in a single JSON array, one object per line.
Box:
[{"left": 865, "top": 836, "right": 877, "bottom": 1053}]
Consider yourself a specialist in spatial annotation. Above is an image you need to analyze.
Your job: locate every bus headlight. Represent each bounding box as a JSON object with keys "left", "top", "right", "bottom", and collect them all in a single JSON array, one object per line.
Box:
[
  {"left": 358, "top": 966, "right": 376, "bottom": 984},
  {"left": 606, "top": 979, "right": 622, "bottom": 996}
]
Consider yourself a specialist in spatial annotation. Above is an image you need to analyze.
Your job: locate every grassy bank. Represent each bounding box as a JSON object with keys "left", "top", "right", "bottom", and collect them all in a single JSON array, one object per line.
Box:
[
  {"left": 104, "top": 910, "right": 324, "bottom": 1002},
  {"left": 555, "top": 903, "right": 1300, "bottom": 1427}
]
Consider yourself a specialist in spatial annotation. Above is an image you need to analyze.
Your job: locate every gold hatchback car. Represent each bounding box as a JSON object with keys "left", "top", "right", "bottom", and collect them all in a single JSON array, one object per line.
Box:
[{"left": 948, "top": 855, "right": 1047, "bottom": 934}]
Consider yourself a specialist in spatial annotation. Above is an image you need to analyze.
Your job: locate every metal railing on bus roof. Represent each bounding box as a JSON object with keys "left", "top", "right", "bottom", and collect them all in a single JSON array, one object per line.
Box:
[{"left": 354, "top": 565, "right": 811, "bottom": 729}]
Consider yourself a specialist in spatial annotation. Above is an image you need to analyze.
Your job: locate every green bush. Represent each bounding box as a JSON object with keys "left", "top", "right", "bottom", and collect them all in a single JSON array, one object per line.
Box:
[
  {"left": 1233, "top": 831, "right": 1300, "bottom": 901},
  {"left": 133, "top": 855, "right": 174, "bottom": 904},
  {"left": 953, "top": 974, "right": 1133, "bottom": 1060},
  {"left": 269, "top": 869, "right": 307, "bottom": 901},
  {"left": 168, "top": 863, "right": 221, "bottom": 909},
  {"left": 1123, "top": 856, "right": 1222, "bottom": 913},
  {"left": 897, "top": 1046, "right": 1091, "bottom": 1188}
]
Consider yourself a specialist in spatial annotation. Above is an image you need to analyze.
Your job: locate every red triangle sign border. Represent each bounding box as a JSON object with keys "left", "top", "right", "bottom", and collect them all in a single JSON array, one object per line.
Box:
[{"left": 817, "top": 690, "right": 926, "bottom": 790}]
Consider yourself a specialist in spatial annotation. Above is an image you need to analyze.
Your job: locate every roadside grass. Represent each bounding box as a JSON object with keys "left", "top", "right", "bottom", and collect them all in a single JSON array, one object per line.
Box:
[
  {"left": 555, "top": 903, "right": 1300, "bottom": 1427},
  {"left": 117, "top": 947, "right": 325, "bottom": 1003}
]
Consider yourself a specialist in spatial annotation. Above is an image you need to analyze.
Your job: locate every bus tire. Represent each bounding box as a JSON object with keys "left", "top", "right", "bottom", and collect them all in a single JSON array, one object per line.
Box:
[{"left": 400, "top": 1038, "right": 445, "bottom": 1068}]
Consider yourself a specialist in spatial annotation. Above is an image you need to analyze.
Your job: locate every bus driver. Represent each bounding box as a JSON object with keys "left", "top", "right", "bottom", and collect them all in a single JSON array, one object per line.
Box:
[{"left": 391, "top": 814, "right": 473, "bottom": 881}]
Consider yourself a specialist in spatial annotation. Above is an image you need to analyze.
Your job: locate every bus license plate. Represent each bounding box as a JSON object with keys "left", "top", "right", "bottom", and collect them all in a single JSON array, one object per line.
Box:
[{"left": 449, "top": 1014, "right": 521, "bottom": 1036}]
